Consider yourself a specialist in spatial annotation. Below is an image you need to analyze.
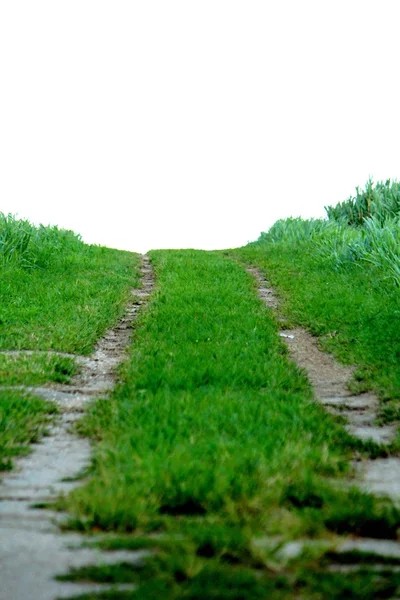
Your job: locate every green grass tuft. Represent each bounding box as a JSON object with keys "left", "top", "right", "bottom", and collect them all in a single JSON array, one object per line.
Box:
[
  {"left": 0, "top": 353, "right": 77, "bottom": 385},
  {"left": 0, "top": 389, "right": 56, "bottom": 470}
]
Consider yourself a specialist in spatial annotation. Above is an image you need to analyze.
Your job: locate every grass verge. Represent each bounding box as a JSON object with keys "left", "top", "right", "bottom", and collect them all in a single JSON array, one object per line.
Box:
[
  {"left": 0, "top": 245, "right": 140, "bottom": 354},
  {"left": 234, "top": 240, "right": 400, "bottom": 428},
  {"left": 0, "top": 215, "right": 141, "bottom": 472}
]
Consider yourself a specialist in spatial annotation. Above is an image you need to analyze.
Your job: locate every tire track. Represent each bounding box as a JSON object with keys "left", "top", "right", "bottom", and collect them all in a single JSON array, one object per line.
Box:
[
  {"left": 247, "top": 265, "right": 400, "bottom": 503},
  {"left": 0, "top": 255, "right": 154, "bottom": 600},
  {"left": 247, "top": 263, "right": 400, "bottom": 571}
]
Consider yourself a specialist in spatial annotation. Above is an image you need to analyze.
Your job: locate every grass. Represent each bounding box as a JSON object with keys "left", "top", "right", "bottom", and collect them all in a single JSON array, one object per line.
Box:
[
  {"left": 58, "top": 249, "right": 400, "bottom": 598},
  {"left": 58, "top": 546, "right": 400, "bottom": 600},
  {"left": 0, "top": 389, "right": 56, "bottom": 470},
  {"left": 3, "top": 205, "right": 400, "bottom": 596},
  {"left": 325, "top": 178, "right": 400, "bottom": 226},
  {"left": 235, "top": 231, "right": 400, "bottom": 419},
  {"left": 63, "top": 251, "right": 348, "bottom": 530},
  {"left": 0, "top": 245, "right": 140, "bottom": 354},
  {"left": 0, "top": 353, "right": 77, "bottom": 385},
  {"left": 257, "top": 179, "right": 400, "bottom": 287},
  {"left": 0, "top": 213, "right": 141, "bottom": 472}
]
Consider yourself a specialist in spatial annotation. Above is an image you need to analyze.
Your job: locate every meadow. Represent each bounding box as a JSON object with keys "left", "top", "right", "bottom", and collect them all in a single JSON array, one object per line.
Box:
[{"left": 1, "top": 185, "right": 400, "bottom": 598}]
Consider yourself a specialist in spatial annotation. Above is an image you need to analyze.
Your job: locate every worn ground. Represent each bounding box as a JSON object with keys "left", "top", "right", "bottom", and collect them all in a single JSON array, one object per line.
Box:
[
  {"left": 247, "top": 264, "right": 400, "bottom": 564},
  {"left": 0, "top": 257, "right": 154, "bottom": 600}
]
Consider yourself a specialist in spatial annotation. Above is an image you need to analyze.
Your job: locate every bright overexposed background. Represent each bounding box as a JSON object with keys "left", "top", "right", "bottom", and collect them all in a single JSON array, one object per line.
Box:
[{"left": 1, "top": 1, "right": 399, "bottom": 253}]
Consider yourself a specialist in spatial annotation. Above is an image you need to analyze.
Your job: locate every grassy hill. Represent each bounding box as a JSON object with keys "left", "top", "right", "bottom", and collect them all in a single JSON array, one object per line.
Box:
[
  {"left": 0, "top": 214, "right": 140, "bottom": 469},
  {"left": 1, "top": 185, "right": 400, "bottom": 598},
  {"left": 237, "top": 180, "right": 400, "bottom": 418}
]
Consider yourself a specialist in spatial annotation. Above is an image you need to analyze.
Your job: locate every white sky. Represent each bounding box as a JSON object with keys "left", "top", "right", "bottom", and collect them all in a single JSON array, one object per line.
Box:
[{"left": 1, "top": 1, "right": 399, "bottom": 253}]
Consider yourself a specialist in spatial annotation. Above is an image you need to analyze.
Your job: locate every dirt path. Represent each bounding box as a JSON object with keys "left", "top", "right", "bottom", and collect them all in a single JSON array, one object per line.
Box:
[
  {"left": 247, "top": 265, "right": 400, "bottom": 564},
  {"left": 0, "top": 256, "right": 154, "bottom": 600},
  {"left": 247, "top": 265, "right": 400, "bottom": 501}
]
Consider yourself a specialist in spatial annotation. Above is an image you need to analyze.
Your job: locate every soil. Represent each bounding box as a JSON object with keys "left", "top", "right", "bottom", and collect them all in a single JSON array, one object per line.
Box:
[{"left": 0, "top": 255, "right": 154, "bottom": 600}]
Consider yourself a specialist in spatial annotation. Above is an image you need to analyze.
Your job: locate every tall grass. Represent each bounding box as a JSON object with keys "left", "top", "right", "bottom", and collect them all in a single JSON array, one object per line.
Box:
[
  {"left": 0, "top": 213, "right": 140, "bottom": 353},
  {"left": 326, "top": 178, "right": 400, "bottom": 226},
  {"left": 360, "top": 217, "right": 400, "bottom": 284},
  {"left": 256, "top": 181, "right": 400, "bottom": 286},
  {"left": 0, "top": 213, "right": 84, "bottom": 269},
  {"left": 241, "top": 180, "right": 400, "bottom": 404},
  {"left": 258, "top": 217, "right": 333, "bottom": 244}
]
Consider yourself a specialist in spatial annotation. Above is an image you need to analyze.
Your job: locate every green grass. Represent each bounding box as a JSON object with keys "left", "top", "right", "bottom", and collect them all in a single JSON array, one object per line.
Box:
[
  {"left": 235, "top": 237, "right": 400, "bottom": 416},
  {"left": 0, "top": 389, "right": 56, "bottom": 470},
  {"left": 58, "top": 546, "right": 400, "bottom": 600},
  {"left": 0, "top": 214, "right": 141, "bottom": 472},
  {"left": 3, "top": 210, "right": 399, "bottom": 596},
  {"left": 257, "top": 179, "right": 400, "bottom": 288},
  {"left": 59, "top": 249, "right": 400, "bottom": 598},
  {"left": 326, "top": 178, "right": 400, "bottom": 226},
  {"left": 0, "top": 353, "right": 77, "bottom": 385},
  {"left": 0, "top": 245, "right": 140, "bottom": 354}
]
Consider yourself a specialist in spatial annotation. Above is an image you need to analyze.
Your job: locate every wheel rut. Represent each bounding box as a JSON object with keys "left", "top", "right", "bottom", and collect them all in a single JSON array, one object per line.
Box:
[
  {"left": 247, "top": 265, "right": 400, "bottom": 501},
  {"left": 0, "top": 256, "right": 154, "bottom": 600},
  {"left": 247, "top": 264, "right": 400, "bottom": 566}
]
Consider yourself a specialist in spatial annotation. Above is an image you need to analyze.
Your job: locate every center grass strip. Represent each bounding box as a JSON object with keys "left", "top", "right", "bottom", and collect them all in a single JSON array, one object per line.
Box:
[{"left": 64, "top": 250, "right": 392, "bottom": 539}]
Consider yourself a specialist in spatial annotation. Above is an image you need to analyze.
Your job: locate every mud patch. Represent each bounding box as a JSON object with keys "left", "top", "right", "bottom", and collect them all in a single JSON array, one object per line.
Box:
[{"left": 0, "top": 255, "right": 155, "bottom": 599}]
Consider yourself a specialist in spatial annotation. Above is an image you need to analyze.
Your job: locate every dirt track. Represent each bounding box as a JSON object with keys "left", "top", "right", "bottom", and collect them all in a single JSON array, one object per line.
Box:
[
  {"left": 0, "top": 256, "right": 154, "bottom": 600},
  {"left": 1, "top": 258, "right": 400, "bottom": 597},
  {"left": 247, "top": 264, "right": 400, "bottom": 502}
]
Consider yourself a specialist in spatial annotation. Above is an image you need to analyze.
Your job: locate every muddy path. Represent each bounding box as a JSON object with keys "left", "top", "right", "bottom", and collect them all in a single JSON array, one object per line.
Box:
[
  {"left": 0, "top": 256, "right": 154, "bottom": 600},
  {"left": 247, "top": 265, "right": 400, "bottom": 503}
]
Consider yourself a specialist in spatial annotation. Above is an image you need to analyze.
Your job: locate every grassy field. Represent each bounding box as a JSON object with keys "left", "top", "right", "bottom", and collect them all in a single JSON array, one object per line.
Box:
[
  {"left": 60, "top": 248, "right": 400, "bottom": 599},
  {"left": 2, "top": 192, "right": 400, "bottom": 598},
  {"left": 0, "top": 213, "right": 140, "bottom": 471}
]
